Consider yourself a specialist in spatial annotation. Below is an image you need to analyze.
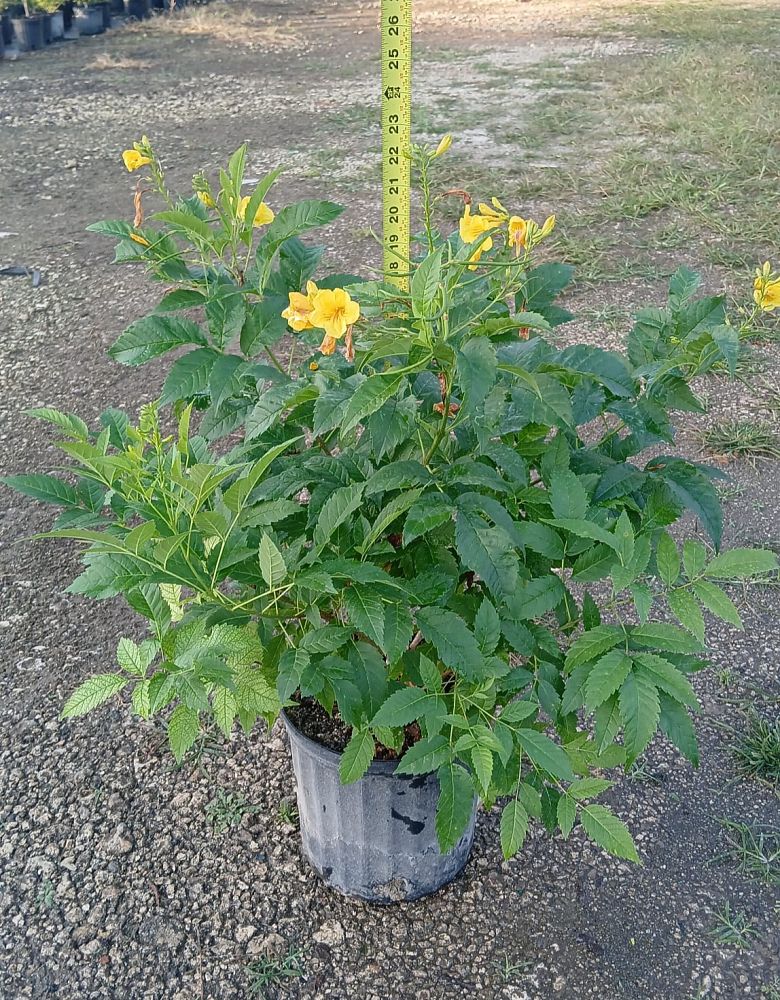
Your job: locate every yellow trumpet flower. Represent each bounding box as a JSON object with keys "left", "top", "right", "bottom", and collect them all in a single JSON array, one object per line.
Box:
[
  {"left": 282, "top": 281, "right": 319, "bottom": 332},
  {"left": 122, "top": 150, "right": 151, "bottom": 173},
  {"left": 238, "top": 196, "right": 275, "bottom": 228}
]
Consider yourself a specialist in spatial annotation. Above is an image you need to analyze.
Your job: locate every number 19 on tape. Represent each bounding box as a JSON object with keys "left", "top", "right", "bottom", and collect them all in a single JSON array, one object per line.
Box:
[{"left": 381, "top": 0, "right": 412, "bottom": 291}]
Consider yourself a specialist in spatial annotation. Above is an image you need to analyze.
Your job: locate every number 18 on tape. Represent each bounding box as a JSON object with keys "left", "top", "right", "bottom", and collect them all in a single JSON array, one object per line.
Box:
[{"left": 381, "top": 0, "right": 412, "bottom": 291}]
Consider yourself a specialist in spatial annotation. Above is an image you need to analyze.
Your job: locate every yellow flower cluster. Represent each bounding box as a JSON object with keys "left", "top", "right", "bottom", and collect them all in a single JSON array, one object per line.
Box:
[
  {"left": 282, "top": 282, "right": 360, "bottom": 356},
  {"left": 754, "top": 262, "right": 780, "bottom": 312},
  {"left": 458, "top": 198, "right": 555, "bottom": 268}
]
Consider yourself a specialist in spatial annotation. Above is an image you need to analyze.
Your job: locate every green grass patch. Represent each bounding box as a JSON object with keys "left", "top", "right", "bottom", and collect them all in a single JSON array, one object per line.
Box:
[{"left": 699, "top": 419, "right": 780, "bottom": 462}]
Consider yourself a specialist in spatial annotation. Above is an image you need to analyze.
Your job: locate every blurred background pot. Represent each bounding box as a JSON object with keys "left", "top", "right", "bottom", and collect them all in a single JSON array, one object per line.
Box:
[
  {"left": 125, "top": 0, "right": 148, "bottom": 18},
  {"left": 72, "top": 2, "right": 103, "bottom": 32},
  {"left": 11, "top": 13, "right": 45, "bottom": 49}
]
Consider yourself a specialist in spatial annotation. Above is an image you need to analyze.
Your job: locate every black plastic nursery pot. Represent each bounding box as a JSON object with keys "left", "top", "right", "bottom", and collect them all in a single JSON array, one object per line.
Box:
[
  {"left": 41, "top": 11, "right": 52, "bottom": 43},
  {"left": 109, "top": 0, "right": 124, "bottom": 13},
  {"left": 61, "top": 0, "right": 73, "bottom": 30},
  {"left": 49, "top": 9, "right": 64, "bottom": 38},
  {"left": 1, "top": 14, "right": 12, "bottom": 46},
  {"left": 126, "top": 0, "right": 149, "bottom": 18},
  {"left": 11, "top": 14, "right": 45, "bottom": 50},
  {"left": 282, "top": 711, "right": 477, "bottom": 904},
  {"left": 73, "top": 3, "right": 104, "bottom": 33}
]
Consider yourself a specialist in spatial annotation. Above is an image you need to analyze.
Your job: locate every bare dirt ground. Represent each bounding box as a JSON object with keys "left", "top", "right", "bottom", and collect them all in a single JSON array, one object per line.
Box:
[{"left": 1, "top": 1, "right": 779, "bottom": 998}]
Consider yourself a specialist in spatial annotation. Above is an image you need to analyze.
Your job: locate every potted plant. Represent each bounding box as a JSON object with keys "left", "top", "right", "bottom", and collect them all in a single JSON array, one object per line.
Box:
[
  {"left": 6, "top": 139, "right": 778, "bottom": 903},
  {"left": 0, "top": 0, "right": 15, "bottom": 46},
  {"left": 125, "top": 0, "right": 148, "bottom": 18},
  {"left": 37, "top": 0, "right": 64, "bottom": 39},
  {"left": 73, "top": 0, "right": 105, "bottom": 34},
  {"left": 10, "top": 0, "right": 45, "bottom": 49}
]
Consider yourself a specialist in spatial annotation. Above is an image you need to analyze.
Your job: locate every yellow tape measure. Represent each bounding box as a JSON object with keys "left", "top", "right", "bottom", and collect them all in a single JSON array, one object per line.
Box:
[{"left": 381, "top": 0, "right": 412, "bottom": 291}]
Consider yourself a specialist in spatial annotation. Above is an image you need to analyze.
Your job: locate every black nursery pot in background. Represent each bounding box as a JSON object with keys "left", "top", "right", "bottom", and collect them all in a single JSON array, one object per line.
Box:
[
  {"left": 11, "top": 14, "right": 45, "bottom": 50},
  {"left": 1, "top": 13, "right": 13, "bottom": 46},
  {"left": 109, "top": 0, "right": 125, "bottom": 14},
  {"left": 41, "top": 11, "right": 52, "bottom": 42},
  {"left": 126, "top": 0, "right": 150, "bottom": 18},
  {"left": 61, "top": 0, "right": 74, "bottom": 30},
  {"left": 282, "top": 710, "right": 477, "bottom": 904}
]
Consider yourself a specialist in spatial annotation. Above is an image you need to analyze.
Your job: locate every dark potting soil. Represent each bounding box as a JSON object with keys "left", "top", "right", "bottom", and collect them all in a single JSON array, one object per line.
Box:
[{"left": 287, "top": 697, "right": 421, "bottom": 759}]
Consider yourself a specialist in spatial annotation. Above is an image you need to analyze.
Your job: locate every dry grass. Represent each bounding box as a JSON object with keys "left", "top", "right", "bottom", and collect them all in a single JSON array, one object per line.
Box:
[
  {"left": 136, "top": 5, "right": 301, "bottom": 49},
  {"left": 84, "top": 52, "right": 152, "bottom": 70}
]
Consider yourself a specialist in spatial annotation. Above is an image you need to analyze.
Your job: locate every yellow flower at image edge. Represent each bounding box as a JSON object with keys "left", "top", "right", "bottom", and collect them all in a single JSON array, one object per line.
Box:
[
  {"left": 282, "top": 281, "right": 319, "bottom": 332},
  {"left": 197, "top": 191, "right": 216, "bottom": 209},
  {"left": 238, "top": 196, "right": 275, "bottom": 228},
  {"left": 754, "top": 262, "right": 780, "bottom": 311},
  {"left": 122, "top": 149, "right": 151, "bottom": 172},
  {"left": 310, "top": 289, "right": 360, "bottom": 355}
]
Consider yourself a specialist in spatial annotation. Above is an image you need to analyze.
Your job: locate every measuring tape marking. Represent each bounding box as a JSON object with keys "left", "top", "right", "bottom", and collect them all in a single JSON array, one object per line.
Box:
[{"left": 381, "top": 0, "right": 412, "bottom": 291}]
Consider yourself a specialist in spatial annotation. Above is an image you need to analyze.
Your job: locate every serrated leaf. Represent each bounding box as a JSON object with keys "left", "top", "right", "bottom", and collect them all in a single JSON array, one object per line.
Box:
[
  {"left": 516, "top": 729, "right": 574, "bottom": 780},
  {"left": 3, "top": 473, "right": 80, "bottom": 508},
  {"left": 341, "top": 376, "right": 403, "bottom": 436},
  {"left": 411, "top": 248, "right": 442, "bottom": 319},
  {"left": 629, "top": 622, "right": 703, "bottom": 653},
  {"left": 344, "top": 585, "right": 386, "bottom": 648},
  {"left": 372, "top": 686, "right": 432, "bottom": 727},
  {"left": 474, "top": 599, "right": 501, "bottom": 656},
  {"left": 339, "top": 728, "right": 375, "bottom": 784},
  {"left": 313, "top": 483, "right": 365, "bottom": 552},
  {"left": 258, "top": 533, "right": 287, "bottom": 588},
  {"left": 109, "top": 315, "right": 208, "bottom": 366},
  {"left": 213, "top": 687, "right": 237, "bottom": 739},
  {"left": 568, "top": 777, "right": 613, "bottom": 801},
  {"left": 382, "top": 601, "right": 413, "bottom": 665},
  {"left": 557, "top": 794, "right": 577, "bottom": 838},
  {"left": 633, "top": 653, "right": 699, "bottom": 709},
  {"left": 656, "top": 531, "right": 680, "bottom": 586},
  {"left": 500, "top": 799, "right": 529, "bottom": 859},
  {"left": 565, "top": 625, "right": 624, "bottom": 670},
  {"left": 131, "top": 679, "right": 151, "bottom": 718},
  {"left": 629, "top": 583, "right": 653, "bottom": 623},
  {"left": 691, "top": 580, "right": 741, "bottom": 628},
  {"left": 168, "top": 704, "right": 200, "bottom": 763},
  {"left": 455, "top": 509, "right": 518, "bottom": 600},
  {"left": 395, "top": 735, "right": 451, "bottom": 775},
  {"left": 682, "top": 538, "right": 707, "bottom": 580},
  {"left": 160, "top": 348, "right": 219, "bottom": 406},
  {"left": 415, "top": 607, "right": 485, "bottom": 680},
  {"left": 581, "top": 804, "right": 639, "bottom": 862},
  {"left": 549, "top": 470, "right": 589, "bottom": 520},
  {"left": 436, "top": 762, "right": 474, "bottom": 853},
  {"left": 456, "top": 337, "right": 497, "bottom": 413},
  {"left": 61, "top": 674, "right": 127, "bottom": 718},
  {"left": 27, "top": 406, "right": 90, "bottom": 441},
  {"left": 704, "top": 548, "right": 778, "bottom": 579},
  {"left": 618, "top": 670, "right": 660, "bottom": 761},
  {"left": 667, "top": 588, "right": 705, "bottom": 643},
  {"left": 658, "top": 693, "right": 699, "bottom": 765},
  {"left": 470, "top": 744, "right": 493, "bottom": 794},
  {"left": 116, "top": 637, "right": 155, "bottom": 676},
  {"left": 583, "top": 650, "right": 632, "bottom": 711}
]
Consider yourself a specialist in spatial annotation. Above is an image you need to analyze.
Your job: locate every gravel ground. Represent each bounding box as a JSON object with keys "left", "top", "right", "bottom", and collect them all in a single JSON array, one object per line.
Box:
[{"left": 1, "top": 2, "right": 779, "bottom": 998}]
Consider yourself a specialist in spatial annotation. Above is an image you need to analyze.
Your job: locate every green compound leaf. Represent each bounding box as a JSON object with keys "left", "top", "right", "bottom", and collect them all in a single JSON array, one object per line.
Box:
[
  {"left": 583, "top": 650, "right": 632, "bottom": 711},
  {"left": 415, "top": 606, "right": 485, "bottom": 680},
  {"left": 500, "top": 799, "right": 529, "bottom": 859},
  {"left": 61, "top": 674, "right": 127, "bottom": 718},
  {"left": 339, "top": 727, "right": 375, "bottom": 784},
  {"left": 436, "top": 762, "right": 474, "bottom": 854},
  {"left": 581, "top": 804, "right": 639, "bottom": 862},
  {"left": 618, "top": 670, "right": 661, "bottom": 762},
  {"left": 691, "top": 580, "right": 741, "bottom": 628},
  {"left": 167, "top": 704, "right": 200, "bottom": 763}
]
